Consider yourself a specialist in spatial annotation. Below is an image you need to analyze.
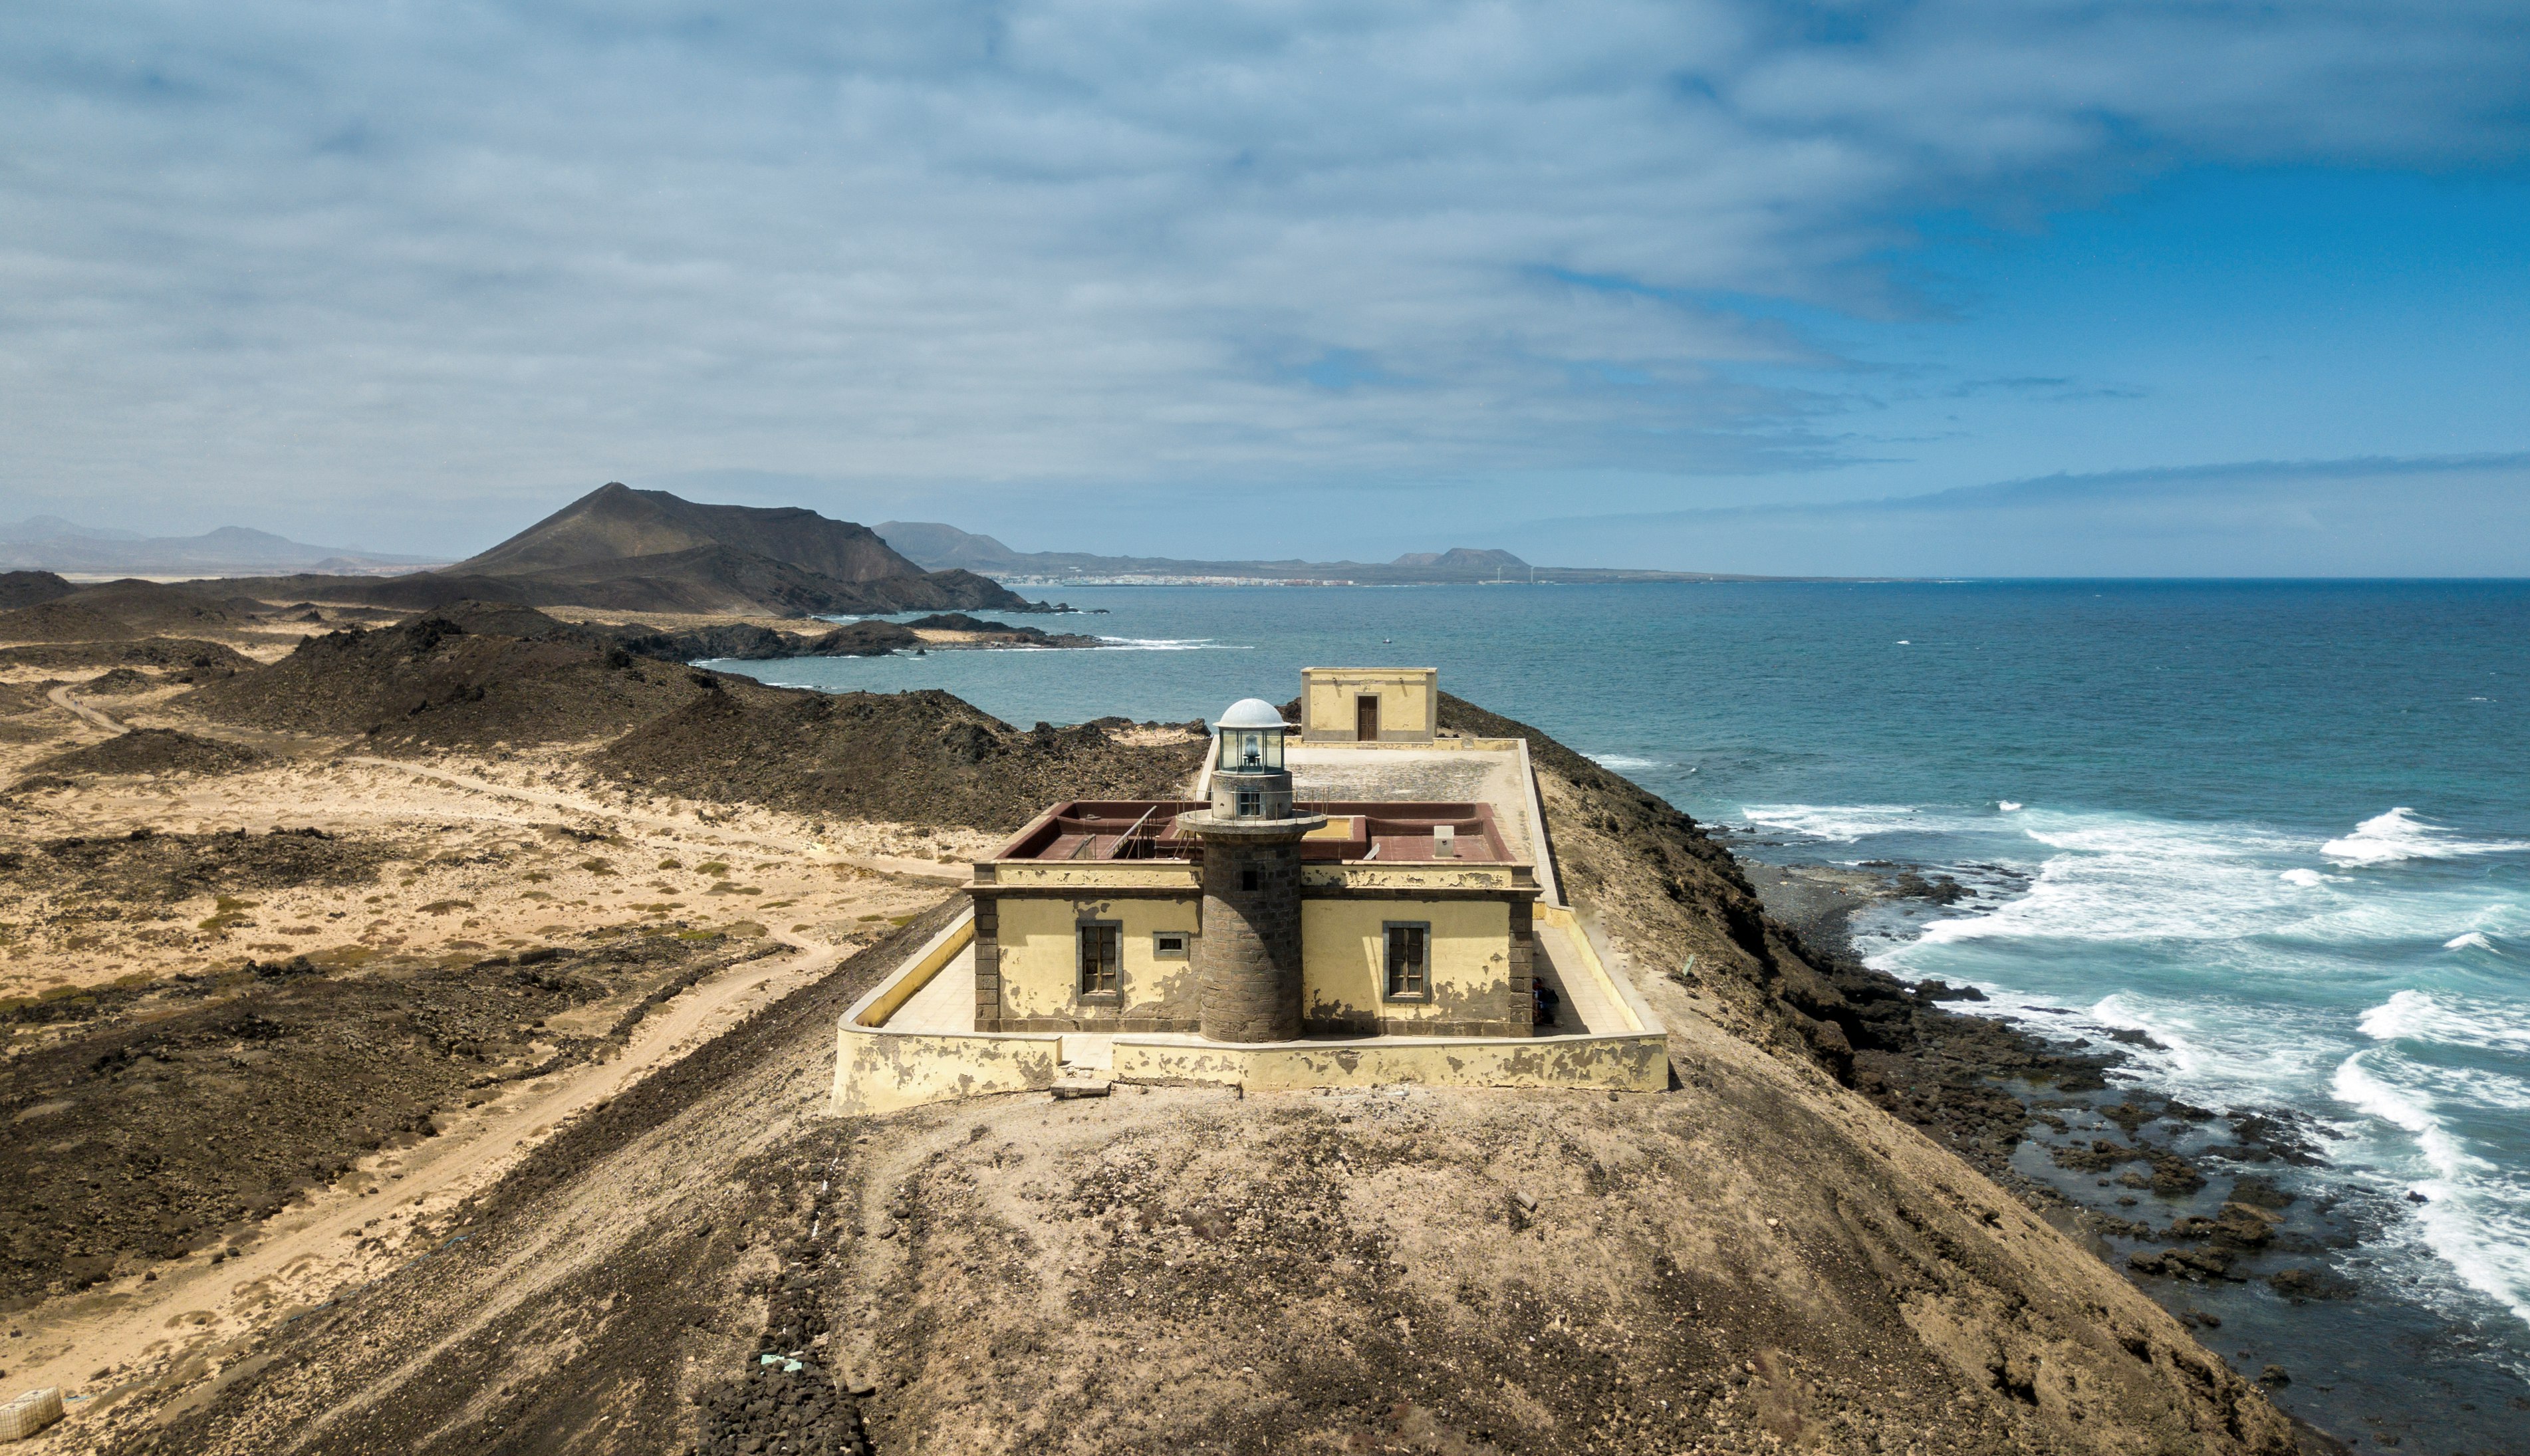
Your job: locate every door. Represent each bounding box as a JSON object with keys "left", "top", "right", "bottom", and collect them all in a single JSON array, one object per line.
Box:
[{"left": 1356, "top": 694, "right": 1380, "bottom": 741}]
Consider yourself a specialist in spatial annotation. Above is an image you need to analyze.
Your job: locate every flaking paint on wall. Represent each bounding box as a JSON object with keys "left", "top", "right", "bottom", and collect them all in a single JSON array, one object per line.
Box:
[
  {"left": 832, "top": 1027, "right": 1063, "bottom": 1117},
  {"left": 1301, "top": 898, "right": 1511, "bottom": 1029},
  {"left": 1112, "top": 1034, "right": 1667, "bottom": 1093},
  {"left": 995, "top": 896, "right": 1201, "bottom": 1023}
]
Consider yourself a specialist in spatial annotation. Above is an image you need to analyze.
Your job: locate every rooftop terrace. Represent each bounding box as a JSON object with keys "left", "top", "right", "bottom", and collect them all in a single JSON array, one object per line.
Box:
[{"left": 994, "top": 799, "right": 1521, "bottom": 866}]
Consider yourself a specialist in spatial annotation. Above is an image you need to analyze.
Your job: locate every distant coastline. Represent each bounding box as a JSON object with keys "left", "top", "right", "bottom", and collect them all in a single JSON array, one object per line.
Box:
[
  {"left": 989, "top": 572, "right": 1896, "bottom": 587},
  {"left": 878, "top": 520, "right": 1870, "bottom": 586}
]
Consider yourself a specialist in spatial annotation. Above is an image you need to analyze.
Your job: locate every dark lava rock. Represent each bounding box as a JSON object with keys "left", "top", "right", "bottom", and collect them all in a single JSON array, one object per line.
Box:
[
  {"left": 0, "top": 570, "right": 76, "bottom": 611},
  {"left": 2148, "top": 1152, "right": 2208, "bottom": 1197},
  {"left": 2166, "top": 1203, "right": 2279, "bottom": 1251},
  {"left": 596, "top": 687, "right": 1203, "bottom": 831},
  {"left": 0, "top": 637, "right": 259, "bottom": 673},
  {"left": 695, "top": 1364, "right": 869, "bottom": 1456},
  {"left": 2222, "top": 1111, "right": 2331, "bottom": 1168},
  {"left": 2229, "top": 1174, "right": 2295, "bottom": 1209},
  {"left": 2267, "top": 1267, "right": 2359, "bottom": 1301},
  {"left": 13, "top": 729, "right": 265, "bottom": 788},
  {"left": 2099, "top": 1102, "right": 2154, "bottom": 1131},
  {"left": 0, "top": 929, "right": 764, "bottom": 1300},
  {"left": 80, "top": 667, "right": 159, "bottom": 694},
  {"left": 2132, "top": 1246, "right": 2243, "bottom": 1283},
  {"left": 1890, "top": 870, "right": 1970, "bottom": 904},
  {"left": 2052, "top": 1139, "right": 2140, "bottom": 1173}
]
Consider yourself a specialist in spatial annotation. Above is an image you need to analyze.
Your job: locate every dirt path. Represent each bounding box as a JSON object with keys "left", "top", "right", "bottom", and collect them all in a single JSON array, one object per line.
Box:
[
  {"left": 5, "top": 933, "right": 845, "bottom": 1442},
  {"left": 45, "top": 683, "right": 126, "bottom": 735},
  {"left": 336, "top": 755, "right": 971, "bottom": 882}
]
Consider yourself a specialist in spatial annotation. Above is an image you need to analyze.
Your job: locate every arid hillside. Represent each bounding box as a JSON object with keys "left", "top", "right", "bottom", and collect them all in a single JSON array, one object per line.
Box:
[
  {"left": 0, "top": 677, "right": 2297, "bottom": 1445},
  {"left": 0, "top": 596, "right": 2306, "bottom": 1454},
  {"left": 596, "top": 688, "right": 1210, "bottom": 829},
  {"left": 180, "top": 612, "right": 720, "bottom": 749}
]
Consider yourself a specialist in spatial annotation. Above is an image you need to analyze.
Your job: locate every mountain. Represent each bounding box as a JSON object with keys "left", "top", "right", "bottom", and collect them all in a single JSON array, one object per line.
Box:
[
  {"left": 0, "top": 515, "right": 145, "bottom": 543},
  {"left": 1390, "top": 546, "right": 1527, "bottom": 570},
  {"left": 459, "top": 483, "right": 926, "bottom": 583},
  {"left": 876, "top": 521, "right": 1782, "bottom": 584},
  {"left": 0, "top": 519, "right": 438, "bottom": 576},
  {"left": 205, "top": 486, "right": 1042, "bottom": 617},
  {"left": 869, "top": 521, "right": 1031, "bottom": 574}
]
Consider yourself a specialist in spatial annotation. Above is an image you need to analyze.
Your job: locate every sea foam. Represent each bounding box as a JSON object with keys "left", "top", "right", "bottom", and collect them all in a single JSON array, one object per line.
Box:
[
  {"left": 1906, "top": 812, "right": 2315, "bottom": 946},
  {"left": 1090, "top": 638, "right": 1250, "bottom": 652},
  {"left": 2323, "top": 807, "right": 2529, "bottom": 867},
  {"left": 1739, "top": 802, "right": 1991, "bottom": 843},
  {"left": 2331, "top": 1051, "right": 2530, "bottom": 1329},
  {"left": 2362, "top": 989, "right": 2530, "bottom": 1055}
]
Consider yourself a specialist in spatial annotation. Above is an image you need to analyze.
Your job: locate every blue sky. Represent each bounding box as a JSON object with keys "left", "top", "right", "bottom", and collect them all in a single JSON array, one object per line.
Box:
[{"left": 3, "top": 2, "right": 2526, "bottom": 574}]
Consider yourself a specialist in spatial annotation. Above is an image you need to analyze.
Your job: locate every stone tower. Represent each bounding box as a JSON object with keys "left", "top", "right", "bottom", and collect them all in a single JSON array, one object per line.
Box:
[{"left": 1180, "top": 697, "right": 1323, "bottom": 1042}]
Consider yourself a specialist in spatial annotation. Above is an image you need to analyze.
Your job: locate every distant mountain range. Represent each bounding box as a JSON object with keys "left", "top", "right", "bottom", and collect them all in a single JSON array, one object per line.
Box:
[
  {"left": 0, "top": 517, "right": 439, "bottom": 576},
  {"left": 197, "top": 484, "right": 1041, "bottom": 616},
  {"left": 875, "top": 522, "right": 1769, "bottom": 584}
]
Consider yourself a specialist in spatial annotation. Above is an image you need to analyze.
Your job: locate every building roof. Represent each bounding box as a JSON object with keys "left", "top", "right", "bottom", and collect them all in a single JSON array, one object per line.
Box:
[
  {"left": 1215, "top": 697, "right": 1286, "bottom": 729},
  {"left": 989, "top": 800, "right": 1521, "bottom": 867}
]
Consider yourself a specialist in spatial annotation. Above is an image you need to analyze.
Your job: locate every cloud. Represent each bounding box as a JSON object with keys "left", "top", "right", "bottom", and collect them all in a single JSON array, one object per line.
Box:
[
  {"left": 1511, "top": 453, "right": 2530, "bottom": 576},
  {"left": 1, "top": 1, "right": 2525, "bottom": 535}
]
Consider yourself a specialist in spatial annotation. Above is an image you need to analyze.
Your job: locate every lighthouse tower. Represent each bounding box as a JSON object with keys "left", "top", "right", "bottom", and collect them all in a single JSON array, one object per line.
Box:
[{"left": 1178, "top": 698, "right": 1325, "bottom": 1042}]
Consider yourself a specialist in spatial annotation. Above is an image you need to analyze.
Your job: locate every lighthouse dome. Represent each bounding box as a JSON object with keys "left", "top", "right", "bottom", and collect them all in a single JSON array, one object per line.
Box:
[{"left": 1215, "top": 697, "right": 1285, "bottom": 729}]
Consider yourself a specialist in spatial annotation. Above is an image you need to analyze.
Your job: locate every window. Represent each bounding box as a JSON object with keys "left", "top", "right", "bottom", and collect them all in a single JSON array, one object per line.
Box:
[
  {"left": 1384, "top": 922, "right": 1430, "bottom": 1000},
  {"left": 1236, "top": 789, "right": 1261, "bottom": 816},
  {"left": 1153, "top": 931, "right": 1190, "bottom": 959},
  {"left": 1077, "top": 921, "right": 1121, "bottom": 999},
  {"left": 1240, "top": 868, "right": 1259, "bottom": 892}
]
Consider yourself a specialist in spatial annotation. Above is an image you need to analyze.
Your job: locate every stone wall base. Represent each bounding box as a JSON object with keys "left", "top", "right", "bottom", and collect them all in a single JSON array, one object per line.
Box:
[{"left": 984, "top": 1016, "right": 1202, "bottom": 1034}]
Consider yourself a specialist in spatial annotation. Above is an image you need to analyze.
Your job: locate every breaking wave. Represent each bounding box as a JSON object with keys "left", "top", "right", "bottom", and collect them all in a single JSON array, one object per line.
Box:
[
  {"left": 2362, "top": 989, "right": 2530, "bottom": 1056},
  {"left": 2330, "top": 1051, "right": 2530, "bottom": 1329},
  {"left": 1739, "top": 802, "right": 1993, "bottom": 842},
  {"left": 1836, "top": 792, "right": 2530, "bottom": 1338},
  {"left": 1090, "top": 638, "right": 1251, "bottom": 652},
  {"left": 2323, "top": 807, "right": 2530, "bottom": 867}
]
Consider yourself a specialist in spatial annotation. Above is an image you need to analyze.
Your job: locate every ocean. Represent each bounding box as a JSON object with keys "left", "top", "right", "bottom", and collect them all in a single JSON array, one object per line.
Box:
[{"left": 708, "top": 578, "right": 2530, "bottom": 1439}]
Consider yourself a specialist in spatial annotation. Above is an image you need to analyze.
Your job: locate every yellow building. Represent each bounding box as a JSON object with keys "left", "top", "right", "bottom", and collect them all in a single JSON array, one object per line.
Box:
[
  {"left": 972, "top": 796, "right": 1540, "bottom": 1038},
  {"left": 1300, "top": 666, "right": 1437, "bottom": 743},
  {"left": 832, "top": 677, "right": 1668, "bottom": 1116}
]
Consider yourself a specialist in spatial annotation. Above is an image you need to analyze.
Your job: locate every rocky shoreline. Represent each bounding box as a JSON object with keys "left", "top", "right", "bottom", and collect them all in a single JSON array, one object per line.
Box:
[
  {"left": 622, "top": 612, "right": 1104, "bottom": 662},
  {"left": 1733, "top": 850, "right": 2525, "bottom": 1453}
]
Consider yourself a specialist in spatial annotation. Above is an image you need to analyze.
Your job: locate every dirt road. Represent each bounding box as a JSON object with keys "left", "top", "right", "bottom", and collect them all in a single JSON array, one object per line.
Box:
[
  {"left": 338, "top": 755, "right": 969, "bottom": 883},
  {"left": 45, "top": 683, "right": 125, "bottom": 734},
  {"left": 6, "top": 931, "right": 850, "bottom": 1449},
  {"left": 33, "top": 674, "right": 968, "bottom": 884}
]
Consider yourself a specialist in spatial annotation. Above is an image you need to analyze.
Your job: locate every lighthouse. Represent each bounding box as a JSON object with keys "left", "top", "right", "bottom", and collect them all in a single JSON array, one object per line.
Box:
[{"left": 1177, "top": 698, "right": 1325, "bottom": 1042}]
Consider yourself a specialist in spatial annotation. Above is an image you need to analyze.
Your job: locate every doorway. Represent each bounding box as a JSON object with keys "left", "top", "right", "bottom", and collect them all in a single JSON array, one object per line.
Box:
[{"left": 1356, "top": 694, "right": 1380, "bottom": 741}]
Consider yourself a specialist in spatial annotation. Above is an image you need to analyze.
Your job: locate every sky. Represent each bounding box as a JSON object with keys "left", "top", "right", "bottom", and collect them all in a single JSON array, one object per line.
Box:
[{"left": 3, "top": 1, "right": 2527, "bottom": 574}]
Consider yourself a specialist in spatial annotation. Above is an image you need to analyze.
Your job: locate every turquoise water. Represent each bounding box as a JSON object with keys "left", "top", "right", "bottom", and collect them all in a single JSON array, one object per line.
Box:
[{"left": 712, "top": 580, "right": 2530, "bottom": 1423}]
